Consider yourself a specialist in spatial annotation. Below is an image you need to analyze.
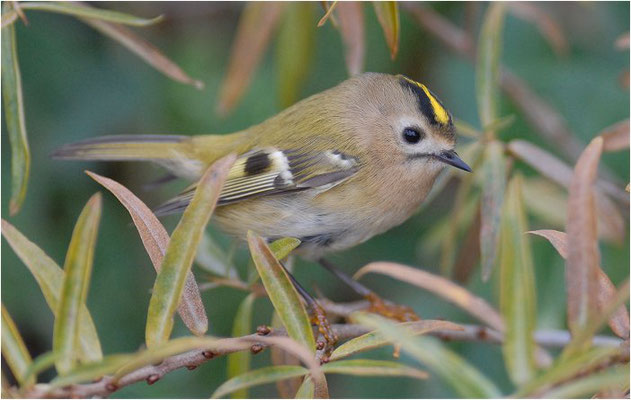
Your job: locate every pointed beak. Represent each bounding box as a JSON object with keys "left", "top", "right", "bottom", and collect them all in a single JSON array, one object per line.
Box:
[{"left": 436, "top": 150, "right": 472, "bottom": 172}]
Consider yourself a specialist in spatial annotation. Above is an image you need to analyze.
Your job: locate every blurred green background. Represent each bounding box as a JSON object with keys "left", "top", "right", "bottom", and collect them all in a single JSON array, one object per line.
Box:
[{"left": 2, "top": 2, "right": 628, "bottom": 398}]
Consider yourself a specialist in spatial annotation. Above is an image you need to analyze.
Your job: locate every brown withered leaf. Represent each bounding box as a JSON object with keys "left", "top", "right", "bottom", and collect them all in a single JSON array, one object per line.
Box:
[
  {"left": 354, "top": 262, "right": 504, "bottom": 331},
  {"left": 217, "top": 3, "right": 285, "bottom": 116},
  {"left": 336, "top": 2, "right": 365, "bottom": 76},
  {"left": 508, "top": 3, "right": 568, "bottom": 57},
  {"left": 507, "top": 139, "right": 625, "bottom": 242},
  {"left": 86, "top": 171, "right": 208, "bottom": 336},
  {"left": 452, "top": 207, "right": 481, "bottom": 284},
  {"left": 528, "top": 230, "right": 568, "bottom": 258},
  {"left": 599, "top": 119, "right": 630, "bottom": 152},
  {"left": 528, "top": 229, "right": 630, "bottom": 339},
  {"left": 565, "top": 137, "right": 603, "bottom": 337},
  {"left": 81, "top": 18, "right": 204, "bottom": 89},
  {"left": 615, "top": 32, "right": 630, "bottom": 50}
]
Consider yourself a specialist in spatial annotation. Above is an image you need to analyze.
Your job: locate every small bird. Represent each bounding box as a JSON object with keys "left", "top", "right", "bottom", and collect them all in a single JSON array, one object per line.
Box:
[{"left": 53, "top": 72, "right": 471, "bottom": 261}]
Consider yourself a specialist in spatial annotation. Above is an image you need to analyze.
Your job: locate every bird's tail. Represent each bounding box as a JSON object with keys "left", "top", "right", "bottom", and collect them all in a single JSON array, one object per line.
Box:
[
  {"left": 51, "top": 134, "right": 209, "bottom": 179},
  {"left": 51, "top": 134, "right": 189, "bottom": 161}
]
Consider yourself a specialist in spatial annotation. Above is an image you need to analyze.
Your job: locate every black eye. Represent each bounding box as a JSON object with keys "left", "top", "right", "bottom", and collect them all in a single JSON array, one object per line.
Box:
[{"left": 402, "top": 127, "right": 423, "bottom": 144}]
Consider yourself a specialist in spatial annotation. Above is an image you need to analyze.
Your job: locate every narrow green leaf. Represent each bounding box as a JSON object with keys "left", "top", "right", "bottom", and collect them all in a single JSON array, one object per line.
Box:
[
  {"left": 276, "top": 2, "right": 315, "bottom": 108},
  {"left": 322, "top": 359, "right": 427, "bottom": 380},
  {"left": 20, "top": 352, "right": 58, "bottom": 389},
  {"left": 0, "top": 220, "right": 102, "bottom": 363},
  {"left": 87, "top": 171, "right": 208, "bottom": 336},
  {"left": 269, "top": 237, "right": 302, "bottom": 261},
  {"left": 146, "top": 154, "right": 235, "bottom": 347},
  {"left": 295, "top": 376, "right": 314, "bottom": 399},
  {"left": 1, "top": 10, "right": 30, "bottom": 215},
  {"left": 53, "top": 193, "right": 102, "bottom": 375},
  {"left": 227, "top": 293, "right": 257, "bottom": 398},
  {"left": 247, "top": 231, "right": 316, "bottom": 354},
  {"left": 373, "top": 2, "right": 399, "bottom": 59},
  {"left": 18, "top": 2, "right": 163, "bottom": 26},
  {"left": 499, "top": 175, "right": 536, "bottom": 384},
  {"left": 543, "top": 365, "right": 630, "bottom": 399},
  {"left": 80, "top": 18, "right": 203, "bottom": 89},
  {"left": 330, "top": 320, "right": 463, "bottom": 361},
  {"left": 514, "top": 346, "right": 623, "bottom": 397},
  {"left": 212, "top": 365, "right": 308, "bottom": 399},
  {"left": 476, "top": 3, "right": 505, "bottom": 134},
  {"left": 1, "top": 304, "right": 33, "bottom": 386},
  {"left": 50, "top": 354, "right": 133, "bottom": 388},
  {"left": 480, "top": 140, "right": 506, "bottom": 281},
  {"left": 352, "top": 313, "right": 501, "bottom": 398}
]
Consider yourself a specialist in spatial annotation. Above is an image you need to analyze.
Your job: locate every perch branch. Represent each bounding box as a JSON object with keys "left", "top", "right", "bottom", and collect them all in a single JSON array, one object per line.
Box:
[{"left": 19, "top": 303, "right": 624, "bottom": 399}]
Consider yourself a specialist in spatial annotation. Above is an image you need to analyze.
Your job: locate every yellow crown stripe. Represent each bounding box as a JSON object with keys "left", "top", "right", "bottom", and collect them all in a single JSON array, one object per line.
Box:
[{"left": 419, "top": 84, "right": 450, "bottom": 125}]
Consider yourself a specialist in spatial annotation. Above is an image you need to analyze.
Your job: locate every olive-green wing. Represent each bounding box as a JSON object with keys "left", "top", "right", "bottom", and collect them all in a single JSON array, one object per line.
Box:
[{"left": 153, "top": 147, "right": 359, "bottom": 216}]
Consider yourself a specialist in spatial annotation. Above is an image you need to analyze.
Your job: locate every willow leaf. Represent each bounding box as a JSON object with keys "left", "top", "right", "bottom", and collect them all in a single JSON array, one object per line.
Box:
[
  {"left": 0, "top": 220, "right": 102, "bottom": 363},
  {"left": 247, "top": 232, "right": 316, "bottom": 354},
  {"left": 480, "top": 140, "right": 506, "bottom": 281},
  {"left": 322, "top": 359, "right": 427, "bottom": 379},
  {"left": 330, "top": 320, "right": 462, "bottom": 361},
  {"left": 227, "top": 293, "right": 257, "bottom": 398},
  {"left": 212, "top": 365, "right": 308, "bottom": 399},
  {"left": 53, "top": 193, "right": 102, "bottom": 375},
  {"left": 276, "top": 2, "right": 315, "bottom": 108},
  {"left": 146, "top": 155, "right": 234, "bottom": 347},
  {"left": 476, "top": 3, "right": 505, "bottom": 133},
  {"left": 499, "top": 175, "right": 537, "bottom": 384},
  {"left": 18, "top": 2, "right": 162, "bottom": 26},
  {"left": 352, "top": 313, "right": 501, "bottom": 398},
  {"left": 1, "top": 11, "right": 30, "bottom": 215},
  {"left": 1, "top": 304, "right": 33, "bottom": 386},
  {"left": 87, "top": 171, "right": 208, "bottom": 336},
  {"left": 373, "top": 2, "right": 399, "bottom": 59}
]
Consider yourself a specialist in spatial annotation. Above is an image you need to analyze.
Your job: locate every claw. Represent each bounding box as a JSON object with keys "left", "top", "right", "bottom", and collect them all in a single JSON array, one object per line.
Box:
[
  {"left": 309, "top": 302, "right": 337, "bottom": 356},
  {"left": 366, "top": 292, "right": 420, "bottom": 322}
]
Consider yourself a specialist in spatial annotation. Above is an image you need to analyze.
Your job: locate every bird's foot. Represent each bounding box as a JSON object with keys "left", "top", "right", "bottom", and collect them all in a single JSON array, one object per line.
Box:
[
  {"left": 309, "top": 302, "right": 337, "bottom": 360},
  {"left": 365, "top": 292, "right": 420, "bottom": 322}
]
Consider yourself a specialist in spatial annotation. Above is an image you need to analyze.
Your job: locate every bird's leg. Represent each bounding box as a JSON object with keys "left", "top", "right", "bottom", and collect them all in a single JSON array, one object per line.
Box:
[
  {"left": 318, "top": 259, "right": 420, "bottom": 322},
  {"left": 280, "top": 262, "right": 337, "bottom": 354}
]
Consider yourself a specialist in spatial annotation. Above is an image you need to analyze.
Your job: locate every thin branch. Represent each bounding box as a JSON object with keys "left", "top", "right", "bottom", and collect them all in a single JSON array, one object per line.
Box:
[{"left": 19, "top": 300, "right": 623, "bottom": 399}]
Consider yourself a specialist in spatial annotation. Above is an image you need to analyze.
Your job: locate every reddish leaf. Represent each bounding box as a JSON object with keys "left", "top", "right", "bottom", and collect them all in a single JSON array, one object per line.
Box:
[
  {"left": 216, "top": 3, "right": 285, "bottom": 116},
  {"left": 86, "top": 171, "right": 208, "bottom": 336},
  {"left": 508, "top": 3, "right": 568, "bottom": 57},
  {"left": 81, "top": 18, "right": 203, "bottom": 89},
  {"left": 354, "top": 262, "right": 504, "bottom": 331},
  {"left": 599, "top": 119, "right": 630, "bottom": 152},
  {"left": 508, "top": 139, "right": 625, "bottom": 242},
  {"left": 528, "top": 229, "right": 630, "bottom": 339},
  {"left": 336, "top": 2, "right": 365, "bottom": 76},
  {"left": 615, "top": 32, "right": 630, "bottom": 50},
  {"left": 565, "top": 137, "right": 603, "bottom": 337}
]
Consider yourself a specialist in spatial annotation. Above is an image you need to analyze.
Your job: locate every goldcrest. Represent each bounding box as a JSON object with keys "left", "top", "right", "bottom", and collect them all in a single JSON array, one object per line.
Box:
[{"left": 54, "top": 72, "right": 471, "bottom": 259}]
